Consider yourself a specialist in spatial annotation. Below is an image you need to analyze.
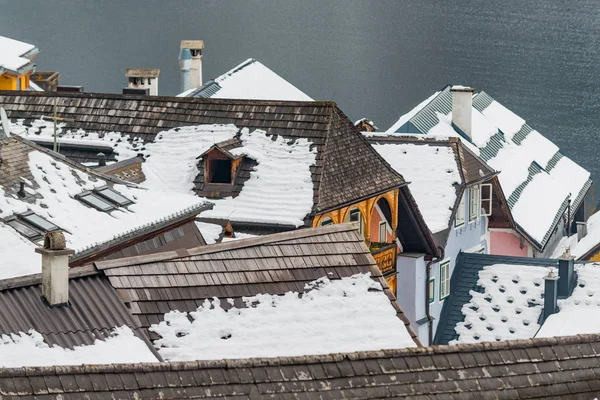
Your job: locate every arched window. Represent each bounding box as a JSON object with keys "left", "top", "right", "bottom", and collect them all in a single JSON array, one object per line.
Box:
[
  {"left": 345, "top": 208, "right": 364, "bottom": 237},
  {"left": 321, "top": 217, "right": 333, "bottom": 226}
]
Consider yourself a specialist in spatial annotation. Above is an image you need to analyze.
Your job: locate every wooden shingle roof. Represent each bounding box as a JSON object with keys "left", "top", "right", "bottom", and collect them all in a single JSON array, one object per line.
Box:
[
  {"left": 0, "top": 91, "right": 406, "bottom": 216},
  {"left": 94, "top": 223, "right": 418, "bottom": 343},
  {"left": 2, "top": 333, "right": 599, "bottom": 398}
]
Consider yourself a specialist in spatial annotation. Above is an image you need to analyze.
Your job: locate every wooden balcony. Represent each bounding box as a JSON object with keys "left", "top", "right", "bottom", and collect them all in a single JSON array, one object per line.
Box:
[{"left": 370, "top": 242, "right": 396, "bottom": 276}]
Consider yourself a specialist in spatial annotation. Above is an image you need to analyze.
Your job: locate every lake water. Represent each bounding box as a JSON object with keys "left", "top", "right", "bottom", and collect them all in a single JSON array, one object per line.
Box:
[{"left": 2, "top": 0, "right": 600, "bottom": 201}]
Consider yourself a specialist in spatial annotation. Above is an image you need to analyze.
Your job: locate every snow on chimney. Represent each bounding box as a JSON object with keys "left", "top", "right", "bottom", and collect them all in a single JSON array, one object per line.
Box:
[
  {"left": 180, "top": 40, "right": 204, "bottom": 91},
  {"left": 35, "top": 231, "right": 74, "bottom": 306},
  {"left": 450, "top": 85, "right": 475, "bottom": 139},
  {"left": 125, "top": 69, "right": 160, "bottom": 96}
]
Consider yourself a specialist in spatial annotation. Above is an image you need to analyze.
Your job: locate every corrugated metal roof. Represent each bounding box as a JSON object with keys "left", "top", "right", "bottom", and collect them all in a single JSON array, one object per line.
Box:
[
  {"left": 409, "top": 88, "right": 452, "bottom": 133},
  {"left": 186, "top": 80, "right": 222, "bottom": 98},
  {"left": 0, "top": 273, "right": 149, "bottom": 349}
]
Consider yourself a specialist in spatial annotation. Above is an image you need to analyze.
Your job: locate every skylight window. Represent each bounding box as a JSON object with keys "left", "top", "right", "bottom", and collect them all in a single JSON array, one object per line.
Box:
[
  {"left": 5, "top": 217, "right": 42, "bottom": 240},
  {"left": 77, "top": 192, "right": 115, "bottom": 212},
  {"left": 95, "top": 187, "right": 133, "bottom": 207},
  {"left": 20, "top": 211, "right": 60, "bottom": 232}
]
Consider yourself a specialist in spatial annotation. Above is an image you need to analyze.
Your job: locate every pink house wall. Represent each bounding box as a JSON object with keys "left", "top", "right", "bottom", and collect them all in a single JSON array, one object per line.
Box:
[{"left": 490, "top": 230, "right": 528, "bottom": 257}]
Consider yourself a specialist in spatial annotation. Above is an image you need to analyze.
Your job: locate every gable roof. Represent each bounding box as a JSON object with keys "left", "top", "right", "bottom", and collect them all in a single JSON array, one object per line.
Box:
[
  {"left": 0, "top": 92, "right": 407, "bottom": 226},
  {"left": 0, "top": 36, "right": 38, "bottom": 76},
  {"left": 93, "top": 223, "right": 419, "bottom": 346},
  {"left": 0, "top": 135, "right": 207, "bottom": 279},
  {"left": 2, "top": 333, "right": 600, "bottom": 398},
  {"left": 367, "top": 136, "right": 497, "bottom": 236},
  {"left": 177, "top": 58, "right": 313, "bottom": 101},
  {"left": 388, "top": 86, "right": 592, "bottom": 251}
]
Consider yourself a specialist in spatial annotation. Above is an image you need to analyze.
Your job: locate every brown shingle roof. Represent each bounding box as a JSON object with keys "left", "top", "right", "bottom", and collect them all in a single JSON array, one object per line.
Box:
[
  {"left": 0, "top": 91, "right": 405, "bottom": 216},
  {"left": 1, "top": 333, "right": 599, "bottom": 398},
  {"left": 94, "top": 223, "right": 418, "bottom": 343}
]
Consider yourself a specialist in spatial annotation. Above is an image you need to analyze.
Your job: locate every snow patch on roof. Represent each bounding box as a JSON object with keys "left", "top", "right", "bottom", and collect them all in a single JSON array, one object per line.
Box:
[
  {"left": 0, "top": 36, "right": 36, "bottom": 73},
  {"left": 452, "top": 264, "right": 550, "bottom": 344},
  {"left": 150, "top": 273, "right": 416, "bottom": 361},
  {"left": 480, "top": 100, "right": 525, "bottom": 141},
  {"left": 209, "top": 59, "right": 313, "bottom": 101},
  {"left": 195, "top": 221, "right": 223, "bottom": 245},
  {"left": 0, "top": 326, "right": 158, "bottom": 367},
  {"left": 372, "top": 142, "right": 460, "bottom": 233},
  {"left": 387, "top": 91, "right": 440, "bottom": 133}
]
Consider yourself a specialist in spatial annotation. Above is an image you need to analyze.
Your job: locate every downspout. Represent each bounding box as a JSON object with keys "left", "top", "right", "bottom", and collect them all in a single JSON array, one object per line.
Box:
[
  {"left": 425, "top": 246, "right": 444, "bottom": 346},
  {"left": 567, "top": 198, "right": 571, "bottom": 236}
]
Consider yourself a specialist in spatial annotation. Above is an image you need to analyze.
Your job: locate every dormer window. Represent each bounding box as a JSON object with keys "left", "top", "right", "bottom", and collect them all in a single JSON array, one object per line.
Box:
[{"left": 209, "top": 159, "right": 232, "bottom": 184}]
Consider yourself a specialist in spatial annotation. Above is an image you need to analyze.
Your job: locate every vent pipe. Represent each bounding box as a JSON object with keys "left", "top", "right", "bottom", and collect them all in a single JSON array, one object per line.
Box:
[
  {"left": 450, "top": 86, "right": 475, "bottom": 139},
  {"left": 35, "top": 231, "right": 74, "bottom": 306},
  {"left": 17, "top": 181, "right": 26, "bottom": 197},
  {"left": 179, "top": 48, "right": 192, "bottom": 93},
  {"left": 557, "top": 251, "right": 575, "bottom": 298}
]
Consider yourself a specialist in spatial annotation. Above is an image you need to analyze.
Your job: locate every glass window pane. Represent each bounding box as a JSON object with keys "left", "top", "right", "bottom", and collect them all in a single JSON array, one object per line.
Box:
[
  {"left": 79, "top": 194, "right": 114, "bottom": 212},
  {"left": 21, "top": 213, "right": 59, "bottom": 232},
  {"left": 96, "top": 188, "right": 132, "bottom": 206},
  {"left": 6, "top": 219, "right": 41, "bottom": 239}
]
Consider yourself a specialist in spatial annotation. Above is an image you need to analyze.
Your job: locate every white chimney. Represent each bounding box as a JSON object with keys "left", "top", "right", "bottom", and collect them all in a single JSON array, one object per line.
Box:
[
  {"left": 35, "top": 231, "right": 74, "bottom": 306},
  {"left": 125, "top": 68, "right": 160, "bottom": 96},
  {"left": 180, "top": 40, "right": 204, "bottom": 90},
  {"left": 450, "top": 86, "right": 475, "bottom": 139}
]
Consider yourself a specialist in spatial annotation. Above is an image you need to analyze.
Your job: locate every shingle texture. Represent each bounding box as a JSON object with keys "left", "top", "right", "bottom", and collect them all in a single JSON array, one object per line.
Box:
[
  {"left": 0, "top": 91, "right": 405, "bottom": 215},
  {"left": 0, "top": 271, "right": 153, "bottom": 350},
  {"left": 2, "top": 333, "right": 599, "bottom": 399},
  {"left": 94, "top": 223, "right": 417, "bottom": 342}
]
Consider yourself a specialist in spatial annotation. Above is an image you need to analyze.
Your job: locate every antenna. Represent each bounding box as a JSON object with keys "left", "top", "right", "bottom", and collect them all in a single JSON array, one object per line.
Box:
[{"left": 0, "top": 108, "right": 10, "bottom": 139}]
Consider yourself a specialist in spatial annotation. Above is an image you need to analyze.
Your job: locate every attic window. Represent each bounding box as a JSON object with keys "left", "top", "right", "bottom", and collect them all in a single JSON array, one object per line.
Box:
[
  {"left": 77, "top": 192, "right": 115, "bottom": 212},
  {"left": 5, "top": 217, "right": 43, "bottom": 240},
  {"left": 20, "top": 211, "right": 60, "bottom": 232},
  {"left": 96, "top": 187, "right": 133, "bottom": 206},
  {"left": 209, "top": 159, "right": 232, "bottom": 184}
]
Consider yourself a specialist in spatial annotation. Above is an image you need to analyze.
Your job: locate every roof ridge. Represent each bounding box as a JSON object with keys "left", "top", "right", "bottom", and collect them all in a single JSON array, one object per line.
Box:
[
  {"left": 311, "top": 103, "right": 336, "bottom": 213},
  {"left": 95, "top": 223, "right": 362, "bottom": 270},
  {"left": 0, "top": 90, "right": 335, "bottom": 107},
  {"left": 0, "top": 264, "right": 98, "bottom": 292},
  {"left": 2, "top": 333, "right": 598, "bottom": 377}
]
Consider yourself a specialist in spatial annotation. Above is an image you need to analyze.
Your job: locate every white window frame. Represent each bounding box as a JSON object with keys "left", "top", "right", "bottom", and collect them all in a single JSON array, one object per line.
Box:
[
  {"left": 321, "top": 217, "right": 333, "bottom": 226},
  {"left": 481, "top": 183, "right": 493, "bottom": 216},
  {"left": 346, "top": 208, "right": 364, "bottom": 237},
  {"left": 455, "top": 193, "right": 465, "bottom": 228},
  {"left": 469, "top": 185, "right": 480, "bottom": 222},
  {"left": 379, "top": 221, "right": 387, "bottom": 242},
  {"left": 439, "top": 260, "right": 451, "bottom": 300}
]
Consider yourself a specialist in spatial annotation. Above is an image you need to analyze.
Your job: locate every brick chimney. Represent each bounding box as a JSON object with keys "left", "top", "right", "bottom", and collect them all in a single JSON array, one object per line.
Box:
[
  {"left": 450, "top": 86, "right": 475, "bottom": 139},
  {"left": 180, "top": 40, "right": 204, "bottom": 91},
  {"left": 35, "top": 231, "right": 74, "bottom": 306}
]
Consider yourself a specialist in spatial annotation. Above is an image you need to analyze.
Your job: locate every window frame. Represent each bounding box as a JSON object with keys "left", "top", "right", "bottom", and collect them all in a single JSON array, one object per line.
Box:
[
  {"left": 4, "top": 215, "right": 44, "bottom": 241},
  {"left": 321, "top": 217, "right": 333, "bottom": 226},
  {"left": 469, "top": 185, "right": 480, "bottom": 222},
  {"left": 207, "top": 158, "right": 233, "bottom": 185},
  {"left": 429, "top": 278, "right": 435, "bottom": 304},
  {"left": 454, "top": 193, "right": 466, "bottom": 228},
  {"left": 439, "top": 260, "right": 451, "bottom": 300},
  {"left": 481, "top": 183, "right": 493, "bottom": 216},
  {"left": 76, "top": 191, "right": 116, "bottom": 212},
  {"left": 20, "top": 211, "right": 60, "bottom": 232},
  {"left": 95, "top": 186, "right": 133, "bottom": 207},
  {"left": 379, "top": 221, "right": 387, "bottom": 242},
  {"left": 346, "top": 208, "right": 364, "bottom": 237}
]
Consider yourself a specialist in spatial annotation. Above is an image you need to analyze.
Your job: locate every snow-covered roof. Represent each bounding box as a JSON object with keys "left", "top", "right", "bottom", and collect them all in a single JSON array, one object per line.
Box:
[
  {"left": 0, "top": 136, "right": 206, "bottom": 280},
  {"left": 368, "top": 136, "right": 496, "bottom": 235},
  {"left": 0, "top": 326, "right": 157, "bottom": 368},
  {"left": 552, "top": 210, "right": 600, "bottom": 260},
  {"left": 387, "top": 86, "right": 592, "bottom": 249},
  {"left": 0, "top": 36, "right": 38, "bottom": 75},
  {"left": 177, "top": 58, "right": 313, "bottom": 101},
  {"left": 445, "top": 253, "right": 600, "bottom": 344},
  {"left": 151, "top": 273, "right": 416, "bottom": 361}
]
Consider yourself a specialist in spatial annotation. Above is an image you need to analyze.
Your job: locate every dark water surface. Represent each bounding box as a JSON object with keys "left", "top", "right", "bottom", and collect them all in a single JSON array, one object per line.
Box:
[{"left": 2, "top": 1, "right": 600, "bottom": 198}]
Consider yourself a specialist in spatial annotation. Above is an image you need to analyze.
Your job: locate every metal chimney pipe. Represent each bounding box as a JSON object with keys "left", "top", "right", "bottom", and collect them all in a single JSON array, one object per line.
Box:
[{"left": 179, "top": 48, "right": 192, "bottom": 93}]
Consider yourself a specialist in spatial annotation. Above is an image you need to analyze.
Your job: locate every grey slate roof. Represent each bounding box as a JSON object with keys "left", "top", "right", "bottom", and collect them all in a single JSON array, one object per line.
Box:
[
  {"left": 0, "top": 267, "right": 154, "bottom": 351},
  {"left": 2, "top": 333, "right": 600, "bottom": 399},
  {"left": 435, "top": 252, "right": 562, "bottom": 345},
  {"left": 93, "top": 223, "right": 419, "bottom": 343},
  {"left": 392, "top": 85, "right": 593, "bottom": 251},
  {"left": 0, "top": 91, "right": 406, "bottom": 217}
]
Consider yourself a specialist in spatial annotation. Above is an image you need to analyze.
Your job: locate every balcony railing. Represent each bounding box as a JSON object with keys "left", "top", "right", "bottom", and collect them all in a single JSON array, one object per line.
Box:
[{"left": 370, "top": 242, "right": 396, "bottom": 276}]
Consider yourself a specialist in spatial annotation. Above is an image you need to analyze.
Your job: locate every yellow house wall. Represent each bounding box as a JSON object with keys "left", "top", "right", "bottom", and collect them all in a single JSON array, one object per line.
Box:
[
  {"left": 589, "top": 252, "right": 600, "bottom": 262},
  {"left": 312, "top": 189, "right": 399, "bottom": 245},
  {"left": 0, "top": 73, "right": 30, "bottom": 90}
]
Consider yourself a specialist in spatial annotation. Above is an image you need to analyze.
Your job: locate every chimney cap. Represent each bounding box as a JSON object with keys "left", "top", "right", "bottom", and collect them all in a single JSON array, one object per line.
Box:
[
  {"left": 450, "top": 85, "right": 475, "bottom": 93},
  {"left": 545, "top": 267, "right": 559, "bottom": 281},
  {"left": 560, "top": 247, "right": 575, "bottom": 260},
  {"left": 180, "top": 40, "right": 204, "bottom": 50},
  {"left": 35, "top": 231, "right": 74, "bottom": 256},
  {"left": 125, "top": 68, "right": 160, "bottom": 78}
]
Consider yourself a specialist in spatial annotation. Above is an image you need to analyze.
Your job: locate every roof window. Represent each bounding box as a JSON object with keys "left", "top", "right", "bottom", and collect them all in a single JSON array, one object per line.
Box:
[
  {"left": 96, "top": 187, "right": 133, "bottom": 207},
  {"left": 208, "top": 159, "right": 232, "bottom": 184},
  {"left": 76, "top": 187, "right": 134, "bottom": 212},
  {"left": 3, "top": 211, "right": 60, "bottom": 242}
]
